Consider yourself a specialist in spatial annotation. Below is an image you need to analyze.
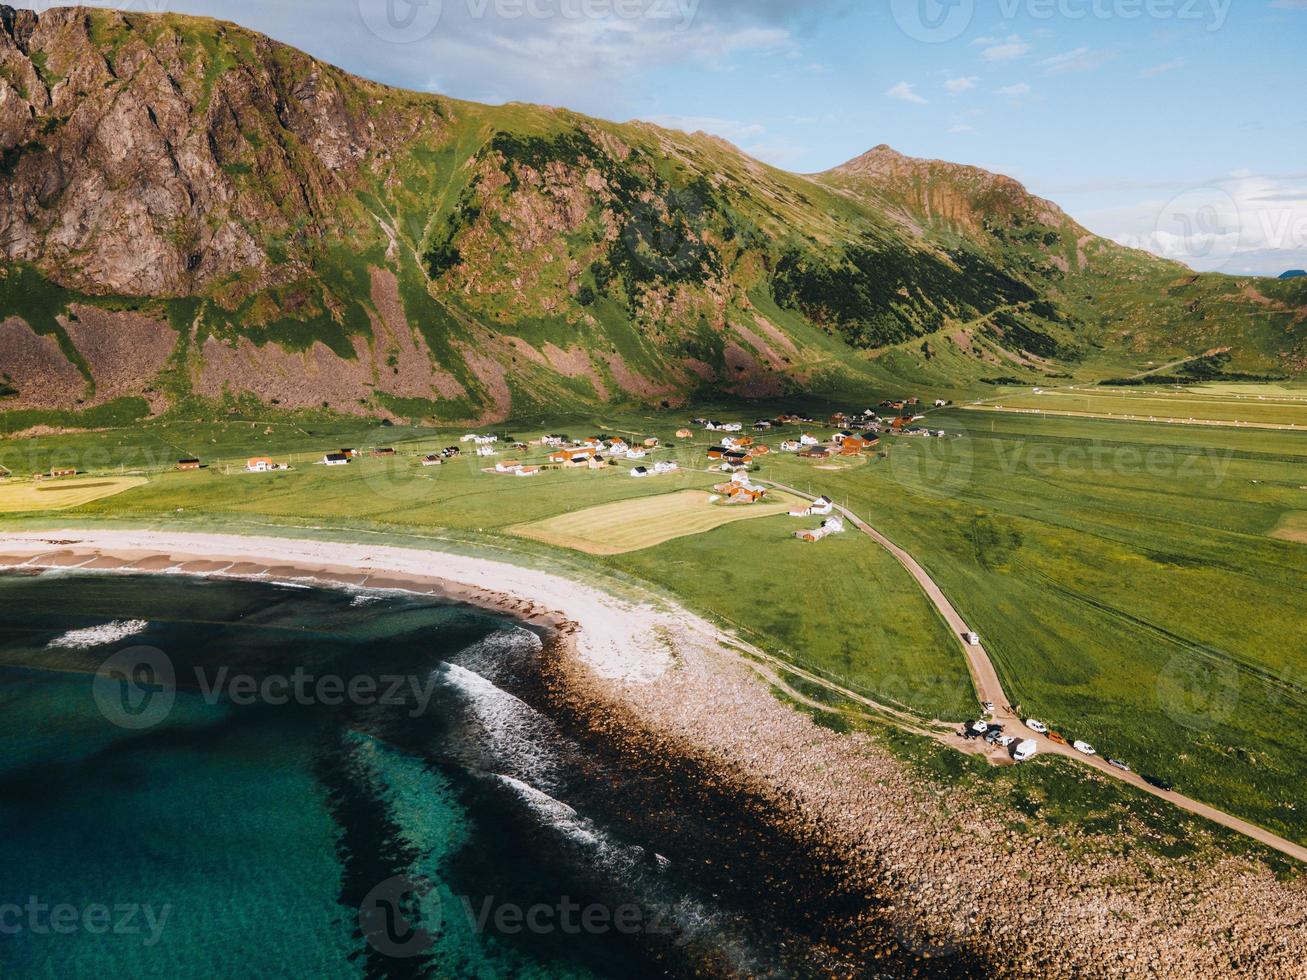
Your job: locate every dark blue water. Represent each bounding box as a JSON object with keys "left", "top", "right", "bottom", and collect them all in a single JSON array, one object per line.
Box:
[{"left": 0, "top": 571, "right": 986, "bottom": 979}]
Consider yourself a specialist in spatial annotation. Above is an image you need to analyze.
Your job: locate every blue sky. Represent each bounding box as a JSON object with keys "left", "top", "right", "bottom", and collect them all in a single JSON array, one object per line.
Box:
[{"left": 56, "top": 0, "right": 1307, "bottom": 274}]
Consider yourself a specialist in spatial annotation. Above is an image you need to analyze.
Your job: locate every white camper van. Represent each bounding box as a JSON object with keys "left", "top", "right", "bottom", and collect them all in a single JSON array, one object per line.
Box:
[{"left": 1013, "top": 739, "right": 1038, "bottom": 763}]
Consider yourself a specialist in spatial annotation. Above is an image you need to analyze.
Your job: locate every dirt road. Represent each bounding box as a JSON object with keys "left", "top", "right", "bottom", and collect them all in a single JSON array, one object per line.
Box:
[{"left": 763, "top": 480, "right": 1307, "bottom": 865}]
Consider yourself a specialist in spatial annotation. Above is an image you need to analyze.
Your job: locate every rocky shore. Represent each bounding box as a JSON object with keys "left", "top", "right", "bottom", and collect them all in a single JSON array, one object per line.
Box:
[{"left": 545, "top": 630, "right": 1307, "bottom": 978}]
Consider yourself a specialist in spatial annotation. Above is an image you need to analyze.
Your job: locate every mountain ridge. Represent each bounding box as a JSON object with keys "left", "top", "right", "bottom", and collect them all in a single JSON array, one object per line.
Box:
[{"left": 0, "top": 5, "right": 1303, "bottom": 427}]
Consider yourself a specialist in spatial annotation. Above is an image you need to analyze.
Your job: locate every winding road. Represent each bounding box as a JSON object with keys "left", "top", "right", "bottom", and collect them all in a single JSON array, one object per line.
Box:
[{"left": 762, "top": 480, "right": 1307, "bottom": 865}]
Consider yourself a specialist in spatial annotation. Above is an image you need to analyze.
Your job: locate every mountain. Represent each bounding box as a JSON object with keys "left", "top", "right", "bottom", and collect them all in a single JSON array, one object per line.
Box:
[
  {"left": 1281, "top": 270, "right": 1307, "bottom": 280},
  {"left": 1, "top": 6, "right": 1304, "bottom": 427}
]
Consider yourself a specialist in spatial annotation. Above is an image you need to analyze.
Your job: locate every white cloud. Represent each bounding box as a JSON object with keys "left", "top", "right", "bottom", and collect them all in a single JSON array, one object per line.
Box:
[
  {"left": 1038, "top": 47, "right": 1116, "bottom": 75},
  {"left": 1089, "top": 174, "right": 1307, "bottom": 274},
  {"left": 996, "top": 82, "right": 1032, "bottom": 98},
  {"left": 949, "top": 123, "right": 978, "bottom": 134},
  {"left": 1141, "top": 58, "right": 1186, "bottom": 77},
  {"left": 976, "top": 34, "right": 1031, "bottom": 62},
  {"left": 945, "top": 75, "right": 979, "bottom": 96},
  {"left": 886, "top": 81, "right": 928, "bottom": 104}
]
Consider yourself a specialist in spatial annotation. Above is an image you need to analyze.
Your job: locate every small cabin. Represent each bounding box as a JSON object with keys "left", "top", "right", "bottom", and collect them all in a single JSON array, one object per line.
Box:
[{"left": 176, "top": 459, "right": 201, "bottom": 471}]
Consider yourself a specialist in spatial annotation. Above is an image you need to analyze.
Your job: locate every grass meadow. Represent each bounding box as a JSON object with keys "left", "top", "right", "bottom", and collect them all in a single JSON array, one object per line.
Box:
[
  {"left": 510, "top": 488, "right": 803, "bottom": 555},
  {"left": 3, "top": 391, "right": 1305, "bottom": 848}
]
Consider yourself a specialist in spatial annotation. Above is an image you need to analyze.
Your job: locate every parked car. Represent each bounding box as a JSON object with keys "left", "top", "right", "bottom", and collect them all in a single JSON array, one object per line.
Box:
[
  {"left": 982, "top": 701, "right": 995, "bottom": 713},
  {"left": 997, "top": 735, "right": 1016, "bottom": 748},
  {"left": 1048, "top": 732, "right": 1067, "bottom": 746},
  {"left": 1012, "top": 739, "right": 1038, "bottom": 763},
  {"left": 1072, "top": 741, "right": 1097, "bottom": 756},
  {"left": 1108, "top": 759, "right": 1131, "bottom": 772},
  {"left": 968, "top": 721, "right": 989, "bottom": 736},
  {"left": 1025, "top": 719, "right": 1048, "bottom": 734},
  {"left": 1143, "top": 775, "right": 1174, "bottom": 792}
]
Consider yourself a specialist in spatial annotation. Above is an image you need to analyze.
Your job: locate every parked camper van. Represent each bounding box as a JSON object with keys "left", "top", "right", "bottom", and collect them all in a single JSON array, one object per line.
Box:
[{"left": 1012, "top": 740, "right": 1038, "bottom": 763}]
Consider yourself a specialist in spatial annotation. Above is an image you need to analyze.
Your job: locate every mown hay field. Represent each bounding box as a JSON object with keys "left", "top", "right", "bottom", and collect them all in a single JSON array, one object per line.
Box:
[
  {"left": 0, "top": 477, "right": 147, "bottom": 513},
  {"left": 510, "top": 488, "right": 801, "bottom": 555}
]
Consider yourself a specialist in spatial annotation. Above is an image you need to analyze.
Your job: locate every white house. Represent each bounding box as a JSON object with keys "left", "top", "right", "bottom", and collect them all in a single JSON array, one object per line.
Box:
[
  {"left": 627, "top": 447, "right": 648, "bottom": 460},
  {"left": 810, "top": 496, "right": 834, "bottom": 516},
  {"left": 780, "top": 440, "right": 802, "bottom": 453},
  {"left": 630, "top": 466, "right": 651, "bottom": 479},
  {"left": 495, "top": 461, "right": 523, "bottom": 474},
  {"left": 799, "top": 434, "right": 820, "bottom": 447},
  {"left": 474, "top": 435, "right": 499, "bottom": 446},
  {"left": 476, "top": 446, "right": 497, "bottom": 458},
  {"left": 323, "top": 454, "right": 350, "bottom": 467},
  {"left": 654, "top": 461, "right": 678, "bottom": 475}
]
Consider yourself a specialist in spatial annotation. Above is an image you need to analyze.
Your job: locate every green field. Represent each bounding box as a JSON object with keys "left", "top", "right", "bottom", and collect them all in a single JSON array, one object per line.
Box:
[
  {"left": 511, "top": 488, "right": 802, "bottom": 555},
  {"left": 1271, "top": 511, "right": 1307, "bottom": 543},
  {"left": 0, "top": 476, "right": 147, "bottom": 512},
  {"left": 763, "top": 408, "right": 1307, "bottom": 844},
  {"left": 972, "top": 383, "right": 1307, "bottom": 428},
  {"left": 3, "top": 391, "right": 1306, "bottom": 850}
]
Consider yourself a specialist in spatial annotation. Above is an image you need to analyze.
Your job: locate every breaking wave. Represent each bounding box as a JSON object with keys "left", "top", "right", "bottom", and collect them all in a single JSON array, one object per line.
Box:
[{"left": 46, "top": 619, "right": 149, "bottom": 650}]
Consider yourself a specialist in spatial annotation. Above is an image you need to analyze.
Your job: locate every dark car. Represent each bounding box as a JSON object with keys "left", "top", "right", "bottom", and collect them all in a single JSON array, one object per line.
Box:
[{"left": 1143, "top": 775, "right": 1174, "bottom": 792}]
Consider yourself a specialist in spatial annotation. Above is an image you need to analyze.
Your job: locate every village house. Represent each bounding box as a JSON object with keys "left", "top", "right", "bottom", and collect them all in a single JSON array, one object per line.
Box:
[
  {"left": 339, "top": 449, "right": 357, "bottom": 458},
  {"left": 543, "top": 435, "right": 570, "bottom": 448},
  {"left": 643, "top": 437, "right": 660, "bottom": 448},
  {"left": 654, "top": 461, "right": 679, "bottom": 475},
  {"left": 790, "top": 496, "right": 835, "bottom": 518},
  {"left": 706, "top": 446, "right": 728, "bottom": 460},
  {"left": 49, "top": 467, "right": 77, "bottom": 478},
  {"left": 246, "top": 457, "right": 275, "bottom": 473},
  {"left": 748, "top": 444, "right": 771, "bottom": 457},
  {"left": 476, "top": 446, "right": 497, "bottom": 457},
  {"left": 795, "top": 516, "right": 846, "bottom": 543},
  {"left": 780, "top": 440, "right": 802, "bottom": 453},
  {"left": 495, "top": 461, "right": 524, "bottom": 474},
  {"left": 550, "top": 447, "right": 599, "bottom": 468},
  {"left": 713, "top": 474, "right": 767, "bottom": 503},
  {"left": 176, "top": 459, "right": 201, "bottom": 471},
  {"left": 323, "top": 453, "right": 351, "bottom": 467},
  {"left": 371, "top": 447, "right": 396, "bottom": 458},
  {"left": 753, "top": 420, "right": 773, "bottom": 431},
  {"left": 421, "top": 455, "right": 443, "bottom": 467},
  {"left": 676, "top": 428, "right": 694, "bottom": 439},
  {"left": 516, "top": 465, "right": 542, "bottom": 477},
  {"left": 798, "top": 447, "right": 831, "bottom": 460},
  {"left": 627, "top": 447, "right": 648, "bottom": 460},
  {"left": 630, "top": 466, "right": 651, "bottom": 479},
  {"left": 799, "top": 433, "right": 821, "bottom": 447}
]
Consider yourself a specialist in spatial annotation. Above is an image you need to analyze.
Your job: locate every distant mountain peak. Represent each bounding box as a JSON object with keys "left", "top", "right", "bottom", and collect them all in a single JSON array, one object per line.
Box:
[{"left": 1280, "top": 270, "right": 1307, "bottom": 280}]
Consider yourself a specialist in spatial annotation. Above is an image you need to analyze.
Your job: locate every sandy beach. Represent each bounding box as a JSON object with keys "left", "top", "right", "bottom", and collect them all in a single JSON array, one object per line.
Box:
[{"left": 2, "top": 528, "right": 1306, "bottom": 977}]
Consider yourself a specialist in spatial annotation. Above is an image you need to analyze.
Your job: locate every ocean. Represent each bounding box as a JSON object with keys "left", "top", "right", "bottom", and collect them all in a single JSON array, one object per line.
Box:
[{"left": 0, "top": 570, "right": 984, "bottom": 979}]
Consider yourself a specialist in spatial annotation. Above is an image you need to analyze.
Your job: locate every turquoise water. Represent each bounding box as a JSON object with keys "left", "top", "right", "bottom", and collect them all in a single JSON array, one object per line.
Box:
[{"left": 0, "top": 571, "right": 985, "bottom": 978}]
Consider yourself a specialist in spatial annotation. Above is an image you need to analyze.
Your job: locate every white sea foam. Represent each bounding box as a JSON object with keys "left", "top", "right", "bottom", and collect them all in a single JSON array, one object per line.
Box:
[
  {"left": 434, "top": 662, "right": 563, "bottom": 788},
  {"left": 47, "top": 619, "right": 149, "bottom": 650}
]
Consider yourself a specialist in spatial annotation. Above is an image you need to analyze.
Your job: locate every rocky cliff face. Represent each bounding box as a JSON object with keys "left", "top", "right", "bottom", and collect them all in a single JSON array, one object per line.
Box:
[
  {"left": 0, "top": 6, "right": 1301, "bottom": 428},
  {"left": 0, "top": 5, "right": 413, "bottom": 296}
]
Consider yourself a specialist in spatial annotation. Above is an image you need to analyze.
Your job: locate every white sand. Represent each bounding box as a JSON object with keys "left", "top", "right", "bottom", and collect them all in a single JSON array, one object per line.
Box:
[{"left": 0, "top": 529, "right": 707, "bottom": 682}]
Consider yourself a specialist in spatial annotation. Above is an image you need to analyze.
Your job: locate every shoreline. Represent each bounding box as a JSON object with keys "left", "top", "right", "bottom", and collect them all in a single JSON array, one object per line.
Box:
[{"left": 3, "top": 529, "right": 1307, "bottom": 975}]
